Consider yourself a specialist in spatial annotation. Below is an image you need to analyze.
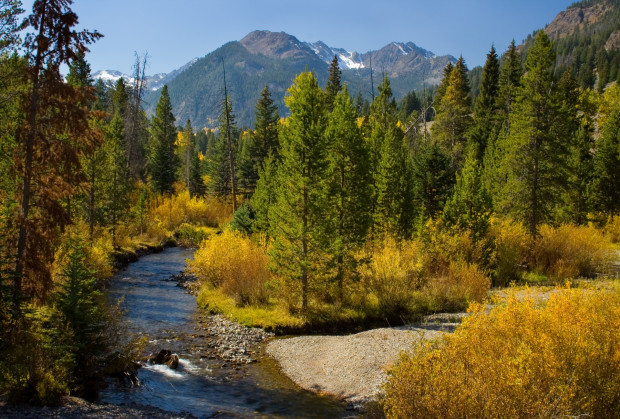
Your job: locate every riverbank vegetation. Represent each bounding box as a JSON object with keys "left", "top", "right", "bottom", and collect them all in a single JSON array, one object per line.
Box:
[
  {"left": 383, "top": 284, "right": 620, "bottom": 418},
  {"left": 0, "top": 0, "right": 619, "bottom": 412}
]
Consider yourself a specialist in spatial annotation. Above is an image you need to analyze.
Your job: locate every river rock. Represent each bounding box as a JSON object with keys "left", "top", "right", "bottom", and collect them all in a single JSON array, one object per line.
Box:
[{"left": 149, "top": 350, "right": 180, "bottom": 369}]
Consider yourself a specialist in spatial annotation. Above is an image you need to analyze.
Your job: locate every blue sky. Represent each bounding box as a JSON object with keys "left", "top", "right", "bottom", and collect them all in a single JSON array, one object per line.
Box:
[{"left": 29, "top": 0, "right": 575, "bottom": 75}]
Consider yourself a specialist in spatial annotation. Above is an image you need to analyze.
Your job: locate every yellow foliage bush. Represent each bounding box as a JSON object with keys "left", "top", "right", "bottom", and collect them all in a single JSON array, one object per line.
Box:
[
  {"left": 188, "top": 230, "right": 271, "bottom": 306},
  {"left": 358, "top": 237, "right": 427, "bottom": 314},
  {"left": 421, "top": 261, "right": 490, "bottom": 312},
  {"left": 383, "top": 287, "right": 620, "bottom": 419},
  {"left": 489, "top": 218, "right": 531, "bottom": 286},
  {"left": 601, "top": 216, "right": 620, "bottom": 244},
  {"left": 148, "top": 191, "right": 231, "bottom": 233},
  {"left": 423, "top": 220, "right": 489, "bottom": 273},
  {"left": 533, "top": 224, "right": 614, "bottom": 280}
]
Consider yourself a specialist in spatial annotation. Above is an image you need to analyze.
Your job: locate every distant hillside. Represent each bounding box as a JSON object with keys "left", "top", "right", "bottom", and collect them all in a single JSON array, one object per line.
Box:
[
  {"left": 520, "top": 0, "right": 620, "bottom": 89},
  {"left": 141, "top": 30, "right": 455, "bottom": 128}
]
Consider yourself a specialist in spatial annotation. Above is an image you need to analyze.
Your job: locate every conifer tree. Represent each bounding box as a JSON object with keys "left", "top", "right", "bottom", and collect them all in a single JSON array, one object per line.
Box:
[
  {"left": 270, "top": 72, "right": 329, "bottom": 311},
  {"left": 102, "top": 112, "right": 131, "bottom": 246},
  {"left": 432, "top": 56, "right": 472, "bottom": 169},
  {"left": 369, "top": 76, "right": 414, "bottom": 238},
  {"left": 442, "top": 147, "right": 492, "bottom": 240},
  {"left": 469, "top": 45, "right": 500, "bottom": 160},
  {"left": 207, "top": 96, "right": 238, "bottom": 199},
  {"left": 149, "top": 85, "right": 178, "bottom": 194},
  {"left": 244, "top": 85, "right": 279, "bottom": 195},
  {"left": 591, "top": 102, "right": 620, "bottom": 219},
  {"left": 15, "top": 0, "right": 102, "bottom": 302},
  {"left": 325, "top": 55, "right": 342, "bottom": 112},
  {"left": 433, "top": 62, "right": 454, "bottom": 112},
  {"left": 483, "top": 40, "right": 522, "bottom": 203},
  {"left": 188, "top": 141, "right": 205, "bottom": 197},
  {"left": 111, "top": 78, "right": 128, "bottom": 120},
  {"left": 411, "top": 139, "right": 454, "bottom": 220},
  {"left": 556, "top": 71, "right": 592, "bottom": 224},
  {"left": 251, "top": 154, "right": 278, "bottom": 235},
  {"left": 494, "top": 40, "right": 522, "bottom": 130},
  {"left": 325, "top": 85, "right": 372, "bottom": 302},
  {"left": 498, "top": 31, "right": 566, "bottom": 237}
]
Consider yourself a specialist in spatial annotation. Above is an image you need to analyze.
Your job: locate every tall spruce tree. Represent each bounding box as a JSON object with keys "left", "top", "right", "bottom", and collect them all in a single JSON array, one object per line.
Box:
[
  {"left": 498, "top": 31, "right": 566, "bottom": 237},
  {"left": 207, "top": 96, "right": 238, "bottom": 200},
  {"left": 325, "top": 85, "right": 372, "bottom": 302},
  {"left": 149, "top": 85, "right": 178, "bottom": 194},
  {"left": 442, "top": 147, "right": 492, "bottom": 241},
  {"left": 246, "top": 85, "right": 279, "bottom": 195},
  {"left": 469, "top": 45, "right": 500, "bottom": 160},
  {"left": 102, "top": 112, "right": 131, "bottom": 246},
  {"left": 431, "top": 56, "right": 472, "bottom": 169},
  {"left": 369, "top": 76, "right": 414, "bottom": 238},
  {"left": 556, "top": 71, "right": 593, "bottom": 224},
  {"left": 483, "top": 40, "right": 522, "bottom": 204},
  {"left": 325, "top": 55, "right": 342, "bottom": 112},
  {"left": 412, "top": 139, "right": 454, "bottom": 221},
  {"left": 433, "top": 62, "right": 454, "bottom": 112},
  {"left": 269, "top": 72, "right": 329, "bottom": 311},
  {"left": 591, "top": 94, "right": 620, "bottom": 220}
]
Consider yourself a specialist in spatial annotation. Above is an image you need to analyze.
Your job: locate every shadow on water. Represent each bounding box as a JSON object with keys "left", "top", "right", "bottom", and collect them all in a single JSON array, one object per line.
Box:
[{"left": 100, "top": 247, "right": 349, "bottom": 418}]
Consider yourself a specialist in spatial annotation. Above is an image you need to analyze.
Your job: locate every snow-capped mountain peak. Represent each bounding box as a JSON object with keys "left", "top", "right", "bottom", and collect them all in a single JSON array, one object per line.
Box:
[{"left": 306, "top": 41, "right": 365, "bottom": 70}]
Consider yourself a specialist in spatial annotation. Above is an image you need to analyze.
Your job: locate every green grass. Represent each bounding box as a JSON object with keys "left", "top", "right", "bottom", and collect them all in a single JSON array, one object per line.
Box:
[{"left": 196, "top": 287, "right": 305, "bottom": 332}]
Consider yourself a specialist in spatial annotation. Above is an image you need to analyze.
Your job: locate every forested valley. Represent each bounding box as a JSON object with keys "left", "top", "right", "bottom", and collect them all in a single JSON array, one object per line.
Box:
[{"left": 1, "top": 0, "right": 620, "bottom": 417}]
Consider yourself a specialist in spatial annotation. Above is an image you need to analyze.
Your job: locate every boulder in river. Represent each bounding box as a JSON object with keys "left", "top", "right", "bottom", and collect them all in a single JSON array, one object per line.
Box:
[{"left": 149, "top": 350, "right": 180, "bottom": 369}]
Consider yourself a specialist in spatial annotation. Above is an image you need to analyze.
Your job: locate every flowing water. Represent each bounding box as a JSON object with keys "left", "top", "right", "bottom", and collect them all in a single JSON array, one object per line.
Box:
[{"left": 99, "top": 247, "right": 348, "bottom": 418}]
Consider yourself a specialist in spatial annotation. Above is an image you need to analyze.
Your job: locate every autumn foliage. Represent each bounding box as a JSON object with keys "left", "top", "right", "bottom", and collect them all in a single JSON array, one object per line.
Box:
[{"left": 383, "top": 286, "right": 620, "bottom": 419}]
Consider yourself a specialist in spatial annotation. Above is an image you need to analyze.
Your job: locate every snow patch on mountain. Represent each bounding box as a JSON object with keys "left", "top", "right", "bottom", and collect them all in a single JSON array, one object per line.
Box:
[{"left": 306, "top": 41, "right": 365, "bottom": 69}]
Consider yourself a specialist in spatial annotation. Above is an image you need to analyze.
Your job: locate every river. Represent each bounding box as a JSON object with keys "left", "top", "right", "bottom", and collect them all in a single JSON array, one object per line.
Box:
[{"left": 99, "top": 247, "right": 349, "bottom": 418}]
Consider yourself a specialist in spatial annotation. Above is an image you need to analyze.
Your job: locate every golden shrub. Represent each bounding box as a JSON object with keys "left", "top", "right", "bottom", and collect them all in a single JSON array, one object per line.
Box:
[
  {"left": 358, "top": 237, "right": 427, "bottom": 314},
  {"left": 533, "top": 224, "right": 614, "bottom": 280},
  {"left": 601, "top": 216, "right": 620, "bottom": 244},
  {"left": 384, "top": 287, "right": 620, "bottom": 419},
  {"left": 188, "top": 230, "right": 271, "bottom": 306},
  {"left": 489, "top": 218, "right": 531, "bottom": 286},
  {"left": 148, "top": 191, "right": 232, "bottom": 232},
  {"left": 421, "top": 261, "right": 490, "bottom": 312}
]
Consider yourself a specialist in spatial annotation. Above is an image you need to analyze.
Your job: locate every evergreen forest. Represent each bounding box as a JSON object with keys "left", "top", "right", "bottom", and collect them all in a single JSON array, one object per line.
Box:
[{"left": 1, "top": 0, "right": 620, "bottom": 416}]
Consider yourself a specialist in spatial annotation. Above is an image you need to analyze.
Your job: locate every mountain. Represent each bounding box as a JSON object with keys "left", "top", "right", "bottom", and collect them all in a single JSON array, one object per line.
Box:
[
  {"left": 519, "top": 0, "right": 620, "bottom": 89},
  {"left": 93, "top": 58, "right": 198, "bottom": 92},
  {"left": 136, "top": 30, "right": 455, "bottom": 128}
]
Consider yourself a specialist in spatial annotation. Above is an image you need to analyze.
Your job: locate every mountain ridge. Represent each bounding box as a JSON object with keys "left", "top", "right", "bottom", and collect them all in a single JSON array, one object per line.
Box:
[{"left": 95, "top": 30, "right": 455, "bottom": 128}]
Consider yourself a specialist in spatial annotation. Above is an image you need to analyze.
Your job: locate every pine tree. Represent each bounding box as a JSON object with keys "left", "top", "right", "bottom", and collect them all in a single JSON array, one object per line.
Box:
[
  {"left": 498, "top": 31, "right": 566, "bottom": 237},
  {"left": 102, "top": 112, "right": 131, "bottom": 246},
  {"left": 433, "top": 62, "right": 454, "bottom": 112},
  {"left": 269, "top": 72, "right": 329, "bottom": 311},
  {"left": 15, "top": 0, "right": 102, "bottom": 302},
  {"left": 188, "top": 141, "right": 205, "bottom": 197},
  {"left": 149, "top": 85, "right": 178, "bottom": 194},
  {"left": 483, "top": 40, "right": 522, "bottom": 204},
  {"left": 591, "top": 99, "right": 620, "bottom": 219},
  {"left": 442, "top": 147, "right": 492, "bottom": 240},
  {"left": 251, "top": 153, "right": 278, "bottom": 235},
  {"left": 469, "top": 46, "right": 500, "bottom": 160},
  {"left": 368, "top": 76, "right": 414, "bottom": 238},
  {"left": 111, "top": 77, "right": 128, "bottom": 118},
  {"left": 325, "top": 85, "right": 372, "bottom": 302},
  {"left": 325, "top": 55, "right": 342, "bottom": 112},
  {"left": 432, "top": 56, "right": 472, "bottom": 169},
  {"left": 207, "top": 96, "right": 238, "bottom": 199},
  {"left": 556, "top": 71, "right": 593, "bottom": 224},
  {"left": 411, "top": 139, "right": 454, "bottom": 220},
  {"left": 247, "top": 85, "right": 279, "bottom": 195}
]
